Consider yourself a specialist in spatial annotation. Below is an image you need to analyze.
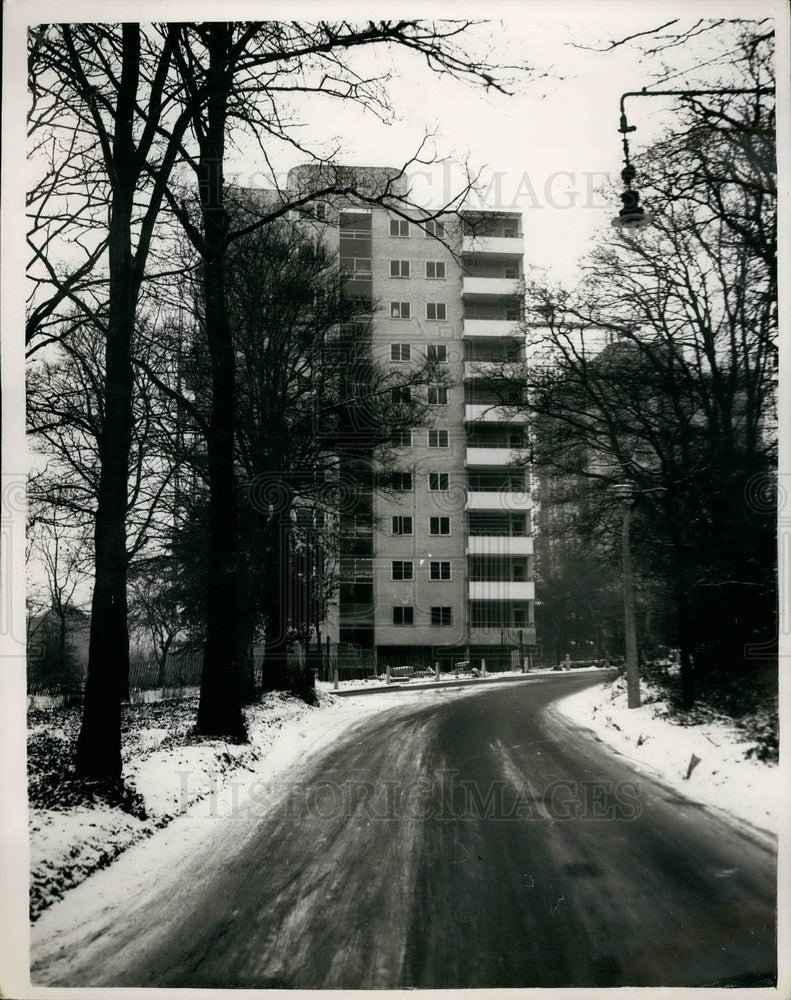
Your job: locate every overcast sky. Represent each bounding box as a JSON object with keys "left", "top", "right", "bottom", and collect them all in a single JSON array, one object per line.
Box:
[{"left": 212, "top": 1, "right": 785, "bottom": 283}]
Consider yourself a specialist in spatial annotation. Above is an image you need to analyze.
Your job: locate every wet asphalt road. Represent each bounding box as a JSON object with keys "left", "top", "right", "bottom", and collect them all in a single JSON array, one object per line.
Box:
[{"left": 32, "top": 673, "right": 776, "bottom": 988}]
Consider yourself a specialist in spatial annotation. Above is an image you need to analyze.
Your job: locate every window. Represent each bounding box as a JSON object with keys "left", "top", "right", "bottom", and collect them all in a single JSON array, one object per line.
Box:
[
  {"left": 427, "top": 386, "right": 448, "bottom": 405},
  {"left": 428, "top": 429, "right": 449, "bottom": 448},
  {"left": 431, "top": 606, "right": 452, "bottom": 626},
  {"left": 504, "top": 264, "right": 519, "bottom": 279},
  {"left": 425, "top": 219, "right": 446, "bottom": 238},
  {"left": 390, "top": 301, "right": 411, "bottom": 319},
  {"left": 391, "top": 472, "right": 413, "bottom": 492},
  {"left": 428, "top": 472, "right": 450, "bottom": 491},
  {"left": 392, "top": 515, "right": 413, "bottom": 535},
  {"left": 390, "top": 343, "right": 411, "bottom": 362},
  {"left": 427, "top": 344, "right": 448, "bottom": 363},
  {"left": 391, "top": 386, "right": 411, "bottom": 404},
  {"left": 391, "top": 560, "right": 414, "bottom": 581},
  {"left": 505, "top": 306, "right": 521, "bottom": 321},
  {"left": 313, "top": 202, "right": 327, "bottom": 221},
  {"left": 426, "top": 261, "right": 446, "bottom": 279},
  {"left": 503, "top": 223, "right": 517, "bottom": 238},
  {"left": 391, "top": 428, "right": 412, "bottom": 447},
  {"left": 340, "top": 256, "right": 372, "bottom": 276},
  {"left": 426, "top": 302, "right": 447, "bottom": 321},
  {"left": 429, "top": 516, "right": 451, "bottom": 536},
  {"left": 390, "top": 259, "right": 410, "bottom": 278},
  {"left": 393, "top": 606, "right": 414, "bottom": 625},
  {"left": 389, "top": 219, "right": 410, "bottom": 237},
  {"left": 513, "top": 608, "right": 527, "bottom": 628},
  {"left": 430, "top": 561, "right": 451, "bottom": 581}
]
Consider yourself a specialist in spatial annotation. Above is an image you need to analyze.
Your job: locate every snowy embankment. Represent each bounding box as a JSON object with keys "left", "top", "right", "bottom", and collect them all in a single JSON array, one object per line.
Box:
[
  {"left": 29, "top": 691, "right": 316, "bottom": 919},
  {"left": 28, "top": 683, "right": 492, "bottom": 920},
  {"left": 552, "top": 674, "right": 780, "bottom": 837}
]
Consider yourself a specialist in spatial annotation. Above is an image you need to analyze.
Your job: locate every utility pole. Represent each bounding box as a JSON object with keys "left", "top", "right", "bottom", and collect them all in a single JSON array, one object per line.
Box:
[{"left": 619, "top": 495, "right": 640, "bottom": 708}]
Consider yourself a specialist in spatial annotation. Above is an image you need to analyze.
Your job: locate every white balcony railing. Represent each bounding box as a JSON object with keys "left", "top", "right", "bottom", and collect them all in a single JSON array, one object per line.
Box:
[
  {"left": 461, "top": 277, "right": 520, "bottom": 297},
  {"left": 462, "top": 235, "right": 524, "bottom": 255},
  {"left": 465, "top": 447, "right": 523, "bottom": 466},
  {"left": 466, "top": 491, "right": 533, "bottom": 512},
  {"left": 465, "top": 404, "right": 528, "bottom": 423},
  {"left": 462, "top": 318, "right": 519, "bottom": 338},
  {"left": 463, "top": 361, "right": 523, "bottom": 380},
  {"left": 466, "top": 535, "right": 533, "bottom": 556},
  {"left": 469, "top": 581, "right": 535, "bottom": 601}
]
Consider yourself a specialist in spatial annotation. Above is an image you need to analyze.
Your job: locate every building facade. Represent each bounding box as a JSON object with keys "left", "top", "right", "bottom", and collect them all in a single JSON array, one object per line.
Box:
[{"left": 288, "top": 165, "right": 536, "bottom": 671}]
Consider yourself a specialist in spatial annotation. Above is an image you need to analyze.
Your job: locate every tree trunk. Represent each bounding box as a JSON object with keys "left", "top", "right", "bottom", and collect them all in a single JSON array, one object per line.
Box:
[
  {"left": 195, "top": 24, "right": 245, "bottom": 739},
  {"left": 75, "top": 26, "right": 139, "bottom": 779},
  {"left": 675, "top": 567, "right": 696, "bottom": 710},
  {"left": 261, "top": 509, "right": 292, "bottom": 692}
]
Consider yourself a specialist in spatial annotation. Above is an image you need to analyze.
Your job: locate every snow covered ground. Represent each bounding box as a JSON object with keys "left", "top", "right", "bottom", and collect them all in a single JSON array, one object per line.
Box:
[
  {"left": 28, "top": 681, "right": 513, "bottom": 920},
  {"left": 552, "top": 673, "right": 781, "bottom": 837}
]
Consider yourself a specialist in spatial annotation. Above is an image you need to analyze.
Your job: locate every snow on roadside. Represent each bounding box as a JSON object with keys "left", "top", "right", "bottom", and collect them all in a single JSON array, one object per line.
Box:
[
  {"left": 29, "top": 682, "right": 498, "bottom": 921},
  {"left": 29, "top": 691, "right": 319, "bottom": 920},
  {"left": 552, "top": 674, "right": 779, "bottom": 836}
]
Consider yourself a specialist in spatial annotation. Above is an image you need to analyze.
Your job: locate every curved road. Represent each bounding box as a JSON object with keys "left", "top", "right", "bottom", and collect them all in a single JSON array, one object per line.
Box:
[{"left": 32, "top": 673, "right": 776, "bottom": 989}]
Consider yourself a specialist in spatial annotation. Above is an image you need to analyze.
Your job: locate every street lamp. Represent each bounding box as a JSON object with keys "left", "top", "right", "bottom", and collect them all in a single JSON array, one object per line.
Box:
[
  {"left": 612, "top": 483, "right": 640, "bottom": 708},
  {"left": 613, "top": 86, "right": 773, "bottom": 231}
]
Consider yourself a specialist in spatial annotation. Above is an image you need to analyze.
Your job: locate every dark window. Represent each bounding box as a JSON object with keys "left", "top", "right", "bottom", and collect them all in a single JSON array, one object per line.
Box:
[
  {"left": 390, "top": 343, "right": 411, "bottom": 362},
  {"left": 392, "top": 515, "right": 413, "bottom": 535},
  {"left": 426, "top": 302, "right": 447, "bottom": 321},
  {"left": 426, "top": 261, "right": 446, "bottom": 279},
  {"left": 391, "top": 560, "right": 414, "bottom": 580},
  {"left": 429, "top": 516, "right": 451, "bottom": 536},
  {"left": 427, "top": 344, "right": 448, "bottom": 363},
  {"left": 391, "top": 472, "right": 413, "bottom": 492},
  {"left": 391, "top": 386, "right": 412, "bottom": 404},
  {"left": 390, "top": 259, "right": 411, "bottom": 278},
  {"left": 425, "top": 220, "right": 446, "bottom": 238},
  {"left": 391, "top": 428, "right": 412, "bottom": 447},
  {"left": 427, "top": 386, "right": 448, "bottom": 405},
  {"left": 390, "top": 301, "right": 411, "bottom": 319},
  {"left": 389, "top": 219, "right": 410, "bottom": 237},
  {"left": 431, "top": 606, "right": 452, "bottom": 626},
  {"left": 428, "top": 472, "right": 450, "bottom": 491},
  {"left": 428, "top": 429, "right": 449, "bottom": 448},
  {"left": 393, "top": 606, "right": 414, "bottom": 625},
  {"left": 430, "top": 561, "right": 451, "bottom": 580}
]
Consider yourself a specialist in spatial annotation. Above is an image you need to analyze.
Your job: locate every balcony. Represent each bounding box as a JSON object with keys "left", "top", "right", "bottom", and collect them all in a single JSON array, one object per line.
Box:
[
  {"left": 463, "top": 361, "right": 522, "bottom": 380},
  {"left": 462, "top": 235, "right": 524, "bottom": 256},
  {"left": 466, "top": 535, "right": 533, "bottom": 555},
  {"left": 462, "top": 318, "right": 519, "bottom": 338},
  {"left": 465, "top": 404, "right": 528, "bottom": 423},
  {"left": 468, "top": 626, "right": 537, "bottom": 646},
  {"left": 339, "top": 603, "right": 375, "bottom": 623},
  {"left": 469, "top": 581, "right": 535, "bottom": 601},
  {"left": 465, "top": 447, "right": 523, "bottom": 466},
  {"left": 466, "top": 491, "right": 532, "bottom": 512},
  {"left": 462, "top": 277, "right": 520, "bottom": 298}
]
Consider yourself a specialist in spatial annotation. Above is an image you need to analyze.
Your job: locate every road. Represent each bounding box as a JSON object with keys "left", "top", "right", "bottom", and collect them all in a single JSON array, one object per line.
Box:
[{"left": 31, "top": 673, "right": 776, "bottom": 989}]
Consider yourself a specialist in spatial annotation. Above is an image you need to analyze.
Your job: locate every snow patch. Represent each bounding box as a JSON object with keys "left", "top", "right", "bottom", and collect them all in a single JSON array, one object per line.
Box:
[{"left": 552, "top": 675, "right": 779, "bottom": 836}]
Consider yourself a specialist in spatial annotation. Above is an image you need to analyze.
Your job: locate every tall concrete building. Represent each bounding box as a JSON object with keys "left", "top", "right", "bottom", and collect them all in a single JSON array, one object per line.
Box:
[{"left": 288, "top": 165, "right": 536, "bottom": 671}]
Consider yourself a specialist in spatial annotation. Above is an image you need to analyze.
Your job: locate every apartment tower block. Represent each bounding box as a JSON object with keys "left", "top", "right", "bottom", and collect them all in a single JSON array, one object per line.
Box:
[{"left": 289, "top": 165, "right": 535, "bottom": 670}]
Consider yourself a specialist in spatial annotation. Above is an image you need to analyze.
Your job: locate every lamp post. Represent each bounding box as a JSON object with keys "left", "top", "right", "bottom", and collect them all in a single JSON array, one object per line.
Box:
[
  {"left": 612, "top": 484, "right": 640, "bottom": 708},
  {"left": 612, "top": 86, "right": 773, "bottom": 231}
]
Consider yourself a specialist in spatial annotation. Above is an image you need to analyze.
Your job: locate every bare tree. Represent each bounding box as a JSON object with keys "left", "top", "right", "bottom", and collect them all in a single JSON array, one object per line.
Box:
[{"left": 156, "top": 20, "right": 516, "bottom": 736}]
